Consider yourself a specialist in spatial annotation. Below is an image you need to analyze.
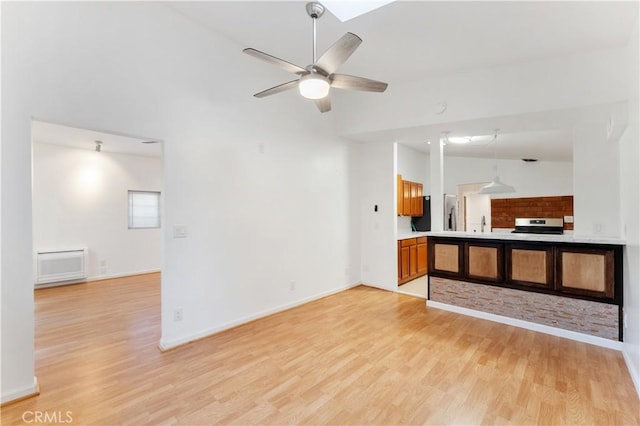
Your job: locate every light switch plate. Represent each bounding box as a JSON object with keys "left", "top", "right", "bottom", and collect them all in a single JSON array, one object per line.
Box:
[{"left": 173, "top": 225, "right": 188, "bottom": 238}]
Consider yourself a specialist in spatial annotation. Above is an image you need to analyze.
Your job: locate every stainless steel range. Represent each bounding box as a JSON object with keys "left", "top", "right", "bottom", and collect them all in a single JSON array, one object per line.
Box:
[{"left": 512, "top": 218, "right": 564, "bottom": 234}]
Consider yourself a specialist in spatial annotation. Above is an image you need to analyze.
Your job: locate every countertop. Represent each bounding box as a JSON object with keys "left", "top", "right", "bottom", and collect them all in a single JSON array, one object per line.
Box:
[
  {"left": 424, "top": 231, "right": 626, "bottom": 245},
  {"left": 396, "top": 231, "right": 430, "bottom": 240}
]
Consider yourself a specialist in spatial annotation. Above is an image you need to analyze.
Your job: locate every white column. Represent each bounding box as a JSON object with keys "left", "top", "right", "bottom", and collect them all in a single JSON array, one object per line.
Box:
[
  {"left": 430, "top": 131, "right": 445, "bottom": 231},
  {"left": 572, "top": 112, "right": 620, "bottom": 237}
]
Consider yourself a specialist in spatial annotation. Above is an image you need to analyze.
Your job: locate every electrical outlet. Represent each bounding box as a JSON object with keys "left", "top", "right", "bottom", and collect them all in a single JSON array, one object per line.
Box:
[
  {"left": 289, "top": 280, "right": 295, "bottom": 291},
  {"left": 173, "top": 308, "right": 183, "bottom": 322}
]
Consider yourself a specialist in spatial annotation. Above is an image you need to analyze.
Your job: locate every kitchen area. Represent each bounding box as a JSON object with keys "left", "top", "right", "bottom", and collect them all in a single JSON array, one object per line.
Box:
[{"left": 394, "top": 131, "right": 626, "bottom": 344}]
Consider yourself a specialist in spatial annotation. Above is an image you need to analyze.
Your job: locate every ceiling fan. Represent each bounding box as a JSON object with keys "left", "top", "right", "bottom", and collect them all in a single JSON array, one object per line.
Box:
[{"left": 243, "top": 2, "right": 388, "bottom": 113}]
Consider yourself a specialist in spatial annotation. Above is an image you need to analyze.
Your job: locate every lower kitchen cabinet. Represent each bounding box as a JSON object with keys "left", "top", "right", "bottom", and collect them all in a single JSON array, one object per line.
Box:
[
  {"left": 556, "top": 246, "right": 616, "bottom": 300},
  {"left": 398, "top": 237, "right": 428, "bottom": 285},
  {"left": 505, "top": 243, "right": 554, "bottom": 290},
  {"left": 417, "top": 238, "right": 427, "bottom": 275}
]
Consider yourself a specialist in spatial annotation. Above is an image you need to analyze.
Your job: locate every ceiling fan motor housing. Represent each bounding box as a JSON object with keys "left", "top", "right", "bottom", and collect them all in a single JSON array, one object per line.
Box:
[{"left": 306, "top": 2, "right": 325, "bottom": 19}]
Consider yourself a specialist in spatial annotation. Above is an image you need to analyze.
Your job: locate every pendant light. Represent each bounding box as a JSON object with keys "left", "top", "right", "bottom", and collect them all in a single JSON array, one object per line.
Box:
[{"left": 478, "top": 129, "right": 515, "bottom": 194}]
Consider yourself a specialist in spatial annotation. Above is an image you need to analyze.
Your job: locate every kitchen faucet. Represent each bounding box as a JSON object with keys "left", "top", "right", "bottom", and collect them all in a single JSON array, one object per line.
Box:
[{"left": 481, "top": 215, "right": 486, "bottom": 233}]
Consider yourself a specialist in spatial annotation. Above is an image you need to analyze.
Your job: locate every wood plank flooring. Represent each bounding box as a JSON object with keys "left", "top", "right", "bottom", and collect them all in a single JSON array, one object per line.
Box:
[{"left": 1, "top": 273, "right": 638, "bottom": 425}]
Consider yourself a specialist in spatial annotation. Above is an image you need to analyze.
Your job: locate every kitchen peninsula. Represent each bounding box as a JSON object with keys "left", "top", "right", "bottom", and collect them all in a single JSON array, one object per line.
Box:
[{"left": 426, "top": 231, "right": 625, "bottom": 341}]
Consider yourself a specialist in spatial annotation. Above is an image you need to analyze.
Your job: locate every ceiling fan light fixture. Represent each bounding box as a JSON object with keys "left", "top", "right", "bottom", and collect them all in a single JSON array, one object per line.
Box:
[{"left": 298, "top": 73, "right": 330, "bottom": 99}]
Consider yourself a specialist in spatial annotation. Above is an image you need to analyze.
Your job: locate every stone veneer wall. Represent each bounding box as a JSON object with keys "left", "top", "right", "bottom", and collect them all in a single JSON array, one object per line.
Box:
[{"left": 429, "top": 277, "right": 619, "bottom": 340}]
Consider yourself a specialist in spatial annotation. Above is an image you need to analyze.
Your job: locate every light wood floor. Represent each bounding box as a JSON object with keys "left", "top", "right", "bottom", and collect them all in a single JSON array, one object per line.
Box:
[{"left": 1, "top": 273, "right": 638, "bottom": 425}]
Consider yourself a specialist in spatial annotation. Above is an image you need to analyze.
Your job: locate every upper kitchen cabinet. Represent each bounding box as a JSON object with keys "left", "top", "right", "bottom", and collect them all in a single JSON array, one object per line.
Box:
[{"left": 397, "top": 175, "right": 423, "bottom": 217}]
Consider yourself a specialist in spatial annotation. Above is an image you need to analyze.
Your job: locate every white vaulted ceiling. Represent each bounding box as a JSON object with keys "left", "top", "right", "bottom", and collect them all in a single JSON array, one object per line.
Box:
[
  {"left": 164, "top": 1, "right": 637, "bottom": 161},
  {"left": 167, "top": 1, "right": 636, "bottom": 85}
]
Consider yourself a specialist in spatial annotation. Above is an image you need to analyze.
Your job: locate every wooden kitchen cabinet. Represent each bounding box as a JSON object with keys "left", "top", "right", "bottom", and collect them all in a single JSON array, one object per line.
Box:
[
  {"left": 398, "top": 237, "right": 428, "bottom": 285},
  {"left": 417, "top": 237, "right": 428, "bottom": 275},
  {"left": 396, "top": 175, "right": 424, "bottom": 216},
  {"left": 556, "top": 246, "right": 616, "bottom": 300},
  {"left": 505, "top": 243, "right": 554, "bottom": 290},
  {"left": 400, "top": 240, "right": 411, "bottom": 282},
  {"left": 465, "top": 241, "right": 504, "bottom": 283},
  {"left": 411, "top": 182, "right": 423, "bottom": 216},
  {"left": 428, "top": 238, "right": 464, "bottom": 279},
  {"left": 403, "top": 181, "right": 411, "bottom": 216}
]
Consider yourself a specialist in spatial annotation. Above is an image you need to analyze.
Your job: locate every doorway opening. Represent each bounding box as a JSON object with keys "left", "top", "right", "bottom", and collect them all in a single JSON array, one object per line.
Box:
[
  {"left": 31, "top": 119, "right": 163, "bottom": 288},
  {"left": 457, "top": 182, "right": 491, "bottom": 233}
]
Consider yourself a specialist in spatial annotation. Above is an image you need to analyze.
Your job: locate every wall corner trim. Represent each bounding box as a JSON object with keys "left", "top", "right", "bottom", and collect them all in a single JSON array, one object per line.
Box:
[
  {"left": 1, "top": 376, "right": 39, "bottom": 406},
  {"left": 622, "top": 347, "right": 640, "bottom": 399}
]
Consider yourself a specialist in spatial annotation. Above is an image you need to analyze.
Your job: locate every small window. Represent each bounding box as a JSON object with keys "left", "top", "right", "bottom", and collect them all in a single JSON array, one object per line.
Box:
[{"left": 128, "top": 191, "right": 161, "bottom": 229}]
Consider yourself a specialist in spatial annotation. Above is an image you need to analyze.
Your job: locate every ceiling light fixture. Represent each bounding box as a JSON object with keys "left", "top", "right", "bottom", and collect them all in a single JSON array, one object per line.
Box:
[
  {"left": 95, "top": 140, "right": 103, "bottom": 152},
  {"left": 478, "top": 129, "right": 516, "bottom": 194},
  {"left": 448, "top": 136, "right": 473, "bottom": 144},
  {"left": 298, "top": 72, "right": 330, "bottom": 99}
]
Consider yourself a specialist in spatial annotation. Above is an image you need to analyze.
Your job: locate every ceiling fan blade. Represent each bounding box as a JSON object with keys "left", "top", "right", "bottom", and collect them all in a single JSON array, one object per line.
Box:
[
  {"left": 330, "top": 74, "right": 388, "bottom": 92},
  {"left": 315, "top": 32, "right": 362, "bottom": 75},
  {"left": 253, "top": 80, "right": 299, "bottom": 98},
  {"left": 243, "top": 48, "right": 307, "bottom": 75},
  {"left": 315, "top": 96, "right": 331, "bottom": 113}
]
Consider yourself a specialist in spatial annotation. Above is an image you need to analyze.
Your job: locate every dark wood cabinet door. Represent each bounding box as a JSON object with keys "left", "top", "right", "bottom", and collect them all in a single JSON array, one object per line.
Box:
[
  {"left": 428, "top": 238, "right": 464, "bottom": 278},
  {"left": 464, "top": 241, "right": 504, "bottom": 283},
  {"left": 505, "top": 244, "right": 554, "bottom": 289},
  {"left": 556, "top": 246, "right": 615, "bottom": 300}
]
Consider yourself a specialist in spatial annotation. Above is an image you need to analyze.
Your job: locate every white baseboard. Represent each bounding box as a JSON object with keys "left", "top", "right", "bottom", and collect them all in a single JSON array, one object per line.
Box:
[
  {"left": 159, "top": 282, "right": 360, "bottom": 351},
  {"left": 86, "top": 270, "right": 160, "bottom": 282},
  {"left": 622, "top": 346, "right": 640, "bottom": 398},
  {"left": 1, "top": 376, "right": 39, "bottom": 405},
  {"left": 34, "top": 269, "right": 161, "bottom": 289},
  {"left": 427, "top": 300, "right": 623, "bottom": 351}
]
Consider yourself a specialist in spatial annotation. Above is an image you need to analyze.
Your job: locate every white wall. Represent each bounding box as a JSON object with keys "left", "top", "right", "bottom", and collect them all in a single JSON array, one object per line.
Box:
[
  {"left": 33, "top": 143, "right": 162, "bottom": 281},
  {"left": 572, "top": 113, "right": 621, "bottom": 238},
  {"left": 1, "top": 2, "right": 360, "bottom": 401},
  {"left": 442, "top": 156, "right": 573, "bottom": 198},
  {"left": 620, "top": 18, "right": 640, "bottom": 395},
  {"left": 358, "top": 141, "right": 396, "bottom": 291},
  {"left": 337, "top": 47, "right": 628, "bottom": 137},
  {"left": 396, "top": 143, "right": 428, "bottom": 184}
]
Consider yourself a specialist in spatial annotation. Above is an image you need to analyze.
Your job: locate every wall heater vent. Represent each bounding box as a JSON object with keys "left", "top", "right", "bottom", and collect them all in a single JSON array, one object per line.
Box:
[{"left": 36, "top": 248, "right": 88, "bottom": 285}]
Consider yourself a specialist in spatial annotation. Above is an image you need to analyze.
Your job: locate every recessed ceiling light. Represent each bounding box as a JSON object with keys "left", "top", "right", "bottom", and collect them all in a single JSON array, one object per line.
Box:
[
  {"left": 448, "top": 136, "right": 472, "bottom": 144},
  {"left": 322, "top": 0, "right": 395, "bottom": 22}
]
